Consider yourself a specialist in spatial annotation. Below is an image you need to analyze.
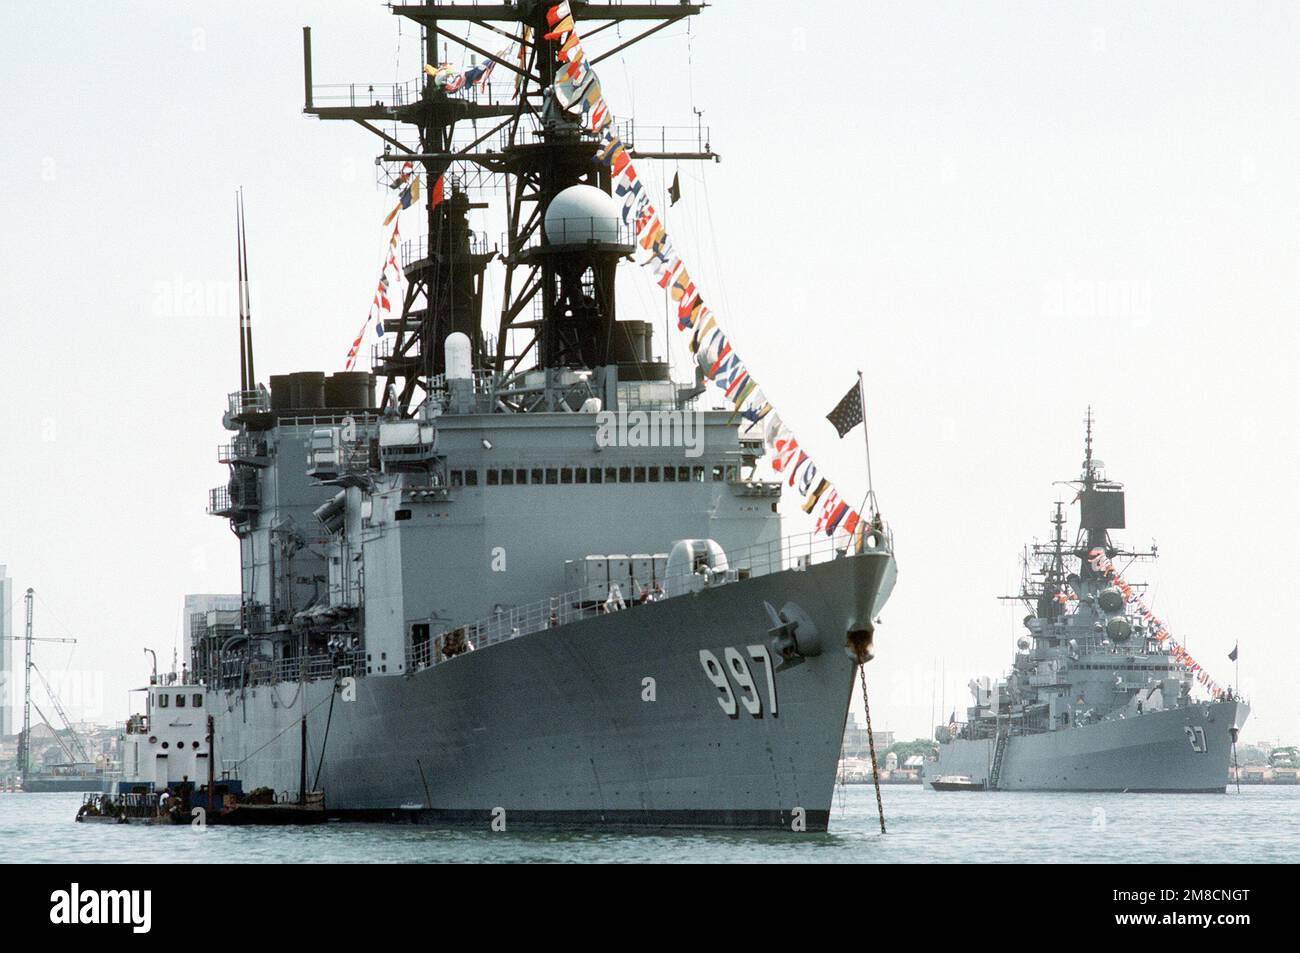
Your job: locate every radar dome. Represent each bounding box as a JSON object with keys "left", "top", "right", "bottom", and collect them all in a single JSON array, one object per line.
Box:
[
  {"left": 544, "top": 184, "right": 622, "bottom": 245},
  {"left": 1106, "top": 617, "right": 1132, "bottom": 641}
]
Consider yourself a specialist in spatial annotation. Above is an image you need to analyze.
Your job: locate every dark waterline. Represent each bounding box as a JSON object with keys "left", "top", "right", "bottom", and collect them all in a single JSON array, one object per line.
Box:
[{"left": 2, "top": 785, "right": 1294, "bottom": 863}]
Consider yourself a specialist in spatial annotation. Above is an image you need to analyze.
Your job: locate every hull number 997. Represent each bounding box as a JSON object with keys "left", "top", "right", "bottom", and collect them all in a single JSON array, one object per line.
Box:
[{"left": 699, "top": 646, "right": 778, "bottom": 718}]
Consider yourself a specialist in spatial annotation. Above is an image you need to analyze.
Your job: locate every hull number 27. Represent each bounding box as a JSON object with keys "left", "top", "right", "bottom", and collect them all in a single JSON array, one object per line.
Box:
[{"left": 699, "top": 646, "right": 778, "bottom": 718}]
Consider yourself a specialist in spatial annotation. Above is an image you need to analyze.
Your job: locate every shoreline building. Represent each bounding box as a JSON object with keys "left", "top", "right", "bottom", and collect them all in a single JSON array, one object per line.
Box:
[{"left": 1, "top": 566, "right": 12, "bottom": 738}]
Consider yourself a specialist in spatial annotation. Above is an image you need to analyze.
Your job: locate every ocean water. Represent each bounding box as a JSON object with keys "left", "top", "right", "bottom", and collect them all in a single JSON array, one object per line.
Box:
[{"left": 1, "top": 785, "right": 1294, "bottom": 863}]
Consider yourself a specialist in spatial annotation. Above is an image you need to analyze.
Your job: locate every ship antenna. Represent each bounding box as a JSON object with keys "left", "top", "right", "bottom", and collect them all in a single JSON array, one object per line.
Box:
[
  {"left": 236, "top": 191, "right": 248, "bottom": 392},
  {"left": 1083, "top": 405, "right": 1094, "bottom": 486},
  {"left": 239, "top": 189, "right": 256, "bottom": 391}
]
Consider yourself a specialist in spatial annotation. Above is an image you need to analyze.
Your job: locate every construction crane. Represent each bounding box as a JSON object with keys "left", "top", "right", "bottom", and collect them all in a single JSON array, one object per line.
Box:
[
  {"left": 31, "top": 661, "right": 93, "bottom": 764},
  {"left": 1, "top": 589, "right": 77, "bottom": 779}
]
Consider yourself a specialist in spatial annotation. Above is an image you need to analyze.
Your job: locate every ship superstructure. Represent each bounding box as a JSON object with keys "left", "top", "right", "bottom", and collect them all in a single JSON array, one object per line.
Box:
[
  {"left": 928, "top": 413, "right": 1247, "bottom": 792},
  {"left": 192, "top": 2, "right": 896, "bottom": 829}
]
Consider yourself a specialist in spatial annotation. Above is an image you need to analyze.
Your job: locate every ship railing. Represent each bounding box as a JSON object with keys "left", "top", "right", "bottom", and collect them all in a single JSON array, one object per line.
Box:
[
  {"left": 206, "top": 485, "right": 233, "bottom": 516},
  {"left": 312, "top": 73, "right": 524, "bottom": 112},
  {"left": 228, "top": 389, "right": 270, "bottom": 416},
  {"left": 82, "top": 791, "right": 167, "bottom": 820},
  {"left": 275, "top": 411, "right": 383, "bottom": 430},
  {"left": 401, "top": 232, "right": 494, "bottom": 267},
  {"left": 209, "top": 650, "right": 364, "bottom": 692},
  {"left": 419, "top": 526, "right": 893, "bottom": 669},
  {"left": 309, "top": 80, "right": 423, "bottom": 109},
  {"left": 507, "top": 216, "right": 634, "bottom": 256},
  {"left": 618, "top": 120, "right": 714, "bottom": 156},
  {"left": 217, "top": 434, "right": 269, "bottom": 464}
]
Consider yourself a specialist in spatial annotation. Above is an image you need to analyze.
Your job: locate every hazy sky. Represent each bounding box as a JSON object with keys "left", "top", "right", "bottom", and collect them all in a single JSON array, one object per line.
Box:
[{"left": 1, "top": 1, "right": 1296, "bottom": 746}]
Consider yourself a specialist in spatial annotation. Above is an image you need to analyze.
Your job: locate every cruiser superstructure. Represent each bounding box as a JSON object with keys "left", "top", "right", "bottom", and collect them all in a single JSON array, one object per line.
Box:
[
  {"left": 192, "top": 2, "right": 896, "bottom": 829},
  {"left": 927, "top": 413, "right": 1246, "bottom": 792}
]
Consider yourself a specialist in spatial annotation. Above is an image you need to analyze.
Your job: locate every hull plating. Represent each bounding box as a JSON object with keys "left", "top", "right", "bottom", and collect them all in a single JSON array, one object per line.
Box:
[{"left": 210, "top": 551, "right": 894, "bottom": 830}]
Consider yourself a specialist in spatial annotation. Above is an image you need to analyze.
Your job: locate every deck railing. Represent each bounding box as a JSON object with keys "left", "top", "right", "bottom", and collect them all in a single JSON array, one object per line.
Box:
[{"left": 413, "top": 526, "right": 893, "bottom": 672}]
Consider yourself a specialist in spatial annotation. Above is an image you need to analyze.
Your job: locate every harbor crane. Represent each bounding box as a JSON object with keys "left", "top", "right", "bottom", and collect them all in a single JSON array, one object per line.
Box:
[{"left": 1, "top": 588, "right": 80, "bottom": 778}]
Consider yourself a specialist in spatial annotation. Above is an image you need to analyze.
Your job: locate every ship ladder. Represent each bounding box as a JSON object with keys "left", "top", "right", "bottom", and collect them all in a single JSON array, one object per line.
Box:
[{"left": 989, "top": 730, "right": 1009, "bottom": 791}]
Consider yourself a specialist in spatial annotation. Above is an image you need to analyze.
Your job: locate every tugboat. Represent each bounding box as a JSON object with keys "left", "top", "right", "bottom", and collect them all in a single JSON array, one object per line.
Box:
[
  {"left": 926, "top": 412, "right": 1248, "bottom": 793},
  {"left": 78, "top": 663, "right": 323, "bottom": 825}
]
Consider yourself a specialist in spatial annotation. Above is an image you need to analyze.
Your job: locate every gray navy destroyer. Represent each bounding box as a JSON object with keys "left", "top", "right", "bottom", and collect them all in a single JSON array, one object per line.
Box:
[
  {"left": 927, "top": 415, "right": 1247, "bottom": 793},
  {"left": 173, "top": 2, "right": 896, "bottom": 829}
]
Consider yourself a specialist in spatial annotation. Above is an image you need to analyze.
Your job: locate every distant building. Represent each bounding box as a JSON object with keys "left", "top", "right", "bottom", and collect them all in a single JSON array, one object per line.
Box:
[
  {"left": 841, "top": 711, "right": 894, "bottom": 759},
  {"left": 182, "top": 594, "right": 241, "bottom": 669},
  {"left": 0, "top": 567, "right": 11, "bottom": 738}
]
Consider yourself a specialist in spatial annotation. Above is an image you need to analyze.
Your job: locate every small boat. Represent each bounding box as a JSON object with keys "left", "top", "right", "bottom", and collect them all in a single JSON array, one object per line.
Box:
[
  {"left": 213, "top": 790, "right": 327, "bottom": 826},
  {"left": 930, "top": 775, "right": 986, "bottom": 791},
  {"left": 76, "top": 664, "right": 325, "bottom": 826}
]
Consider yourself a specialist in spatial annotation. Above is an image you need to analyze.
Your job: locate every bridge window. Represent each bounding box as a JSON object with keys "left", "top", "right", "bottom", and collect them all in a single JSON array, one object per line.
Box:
[
  {"left": 574, "top": 467, "right": 587, "bottom": 484},
  {"left": 157, "top": 694, "right": 169, "bottom": 708},
  {"left": 175, "top": 694, "right": 186, "bottom": 708},
  {"left": 500, "top": 468, "right": 515, "bottom": 485},
  {"left": 532, "top": 468, "right": 544, "bottom": 485},
  {"left": 515, "top": 468, "right": 528, "bottom": 484},
  {"left": 634, "top": 466, "right": 647, "bottom": 483},
  {"left": 561, "top": 467, "right": 574, "bottom": 484},
  {"left": 589, "top": 468, "right": 603, "bottom": 484},
  {"left": 545, "top": 468, "right": 558, "bottom": 485},
  {"left": 486, "top": 468, "right": 500, "bottom": 485},
  {"left": 664, "top": 467, "right": 677, "bottom": 482},
  {"left": 192, "top": 694, "right": 203, "bottom": 708},
  {"left": 618, "top": 466, "right": 631, "bottom": 483}
]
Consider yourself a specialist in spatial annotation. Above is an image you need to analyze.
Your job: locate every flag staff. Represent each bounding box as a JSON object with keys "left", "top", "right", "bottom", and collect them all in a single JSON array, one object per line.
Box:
[{"left": 857, "top": 369, "right": 877, "bottom": 514}]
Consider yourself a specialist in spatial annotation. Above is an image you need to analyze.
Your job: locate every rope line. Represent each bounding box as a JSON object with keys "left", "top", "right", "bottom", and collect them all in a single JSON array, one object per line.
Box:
[{"left": 228, "top": 688, "right": 335, "bottom": 771}]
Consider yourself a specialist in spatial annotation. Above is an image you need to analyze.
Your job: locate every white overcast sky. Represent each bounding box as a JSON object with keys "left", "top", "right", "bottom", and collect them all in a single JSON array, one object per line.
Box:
[{"left": 1, "top": 1, "right": 1296, "bottom": 745}]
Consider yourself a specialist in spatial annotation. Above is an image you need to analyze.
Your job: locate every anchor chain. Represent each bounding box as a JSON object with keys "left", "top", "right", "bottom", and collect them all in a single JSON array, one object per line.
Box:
[{"left": 858, "top": 664, "right": 887, "bottom": 834}]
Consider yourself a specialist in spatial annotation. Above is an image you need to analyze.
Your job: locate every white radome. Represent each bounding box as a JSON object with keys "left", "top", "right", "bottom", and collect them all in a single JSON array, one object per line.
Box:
[{"left": 544, "top": 184, "right": 622, "bottom": 245}]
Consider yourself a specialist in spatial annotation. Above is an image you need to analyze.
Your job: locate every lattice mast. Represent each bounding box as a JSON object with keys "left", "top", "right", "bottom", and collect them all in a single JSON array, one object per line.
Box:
[{"left": 303, "top": 1, "right": 714, "bottom": 416}]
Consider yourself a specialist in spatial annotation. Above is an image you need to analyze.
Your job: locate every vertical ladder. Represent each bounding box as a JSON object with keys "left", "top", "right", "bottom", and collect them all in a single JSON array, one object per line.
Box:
[{"left": 989, "top": 730, "right": 1009, "bottom": 791}]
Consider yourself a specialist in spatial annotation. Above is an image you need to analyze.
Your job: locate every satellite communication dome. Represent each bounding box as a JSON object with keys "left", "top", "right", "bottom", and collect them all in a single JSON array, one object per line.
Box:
[
  {"left": 1098, "top": 588, "right": 1125, "bottom": 613},
  {"left": 444, "top": 332, "right": 472, "bottom": 380},
  {"left": 1106, "top": 617, "right": 1133, "bottom": 641},
  {"left": 544, "top": 184, "right": 622, "bottom": 245}
]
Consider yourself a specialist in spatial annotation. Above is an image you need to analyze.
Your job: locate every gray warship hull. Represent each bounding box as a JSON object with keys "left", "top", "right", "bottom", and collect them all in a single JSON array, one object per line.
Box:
[
  {"left": 211, "top": 550, "right": 894, "bottom": 829},
  {"left": 926, "top": 699, "right": 1248, "bottom": 793}
]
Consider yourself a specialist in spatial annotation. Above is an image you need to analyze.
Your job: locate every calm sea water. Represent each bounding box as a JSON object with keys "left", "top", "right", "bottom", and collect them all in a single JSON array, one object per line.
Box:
[{"left": 1, "top": 785, "right": 1294, "bottom": 863}]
